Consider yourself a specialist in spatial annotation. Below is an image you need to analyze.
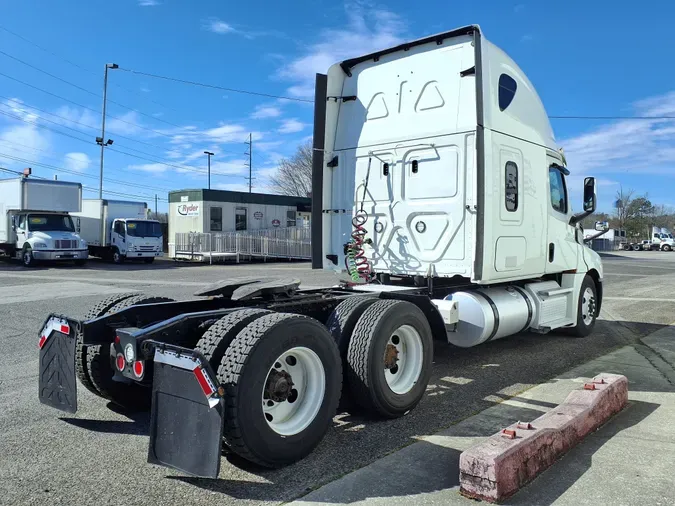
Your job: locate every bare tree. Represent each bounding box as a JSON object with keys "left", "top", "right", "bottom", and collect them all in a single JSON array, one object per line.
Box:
[{"left": 269, "top": 140, "right": 312, "bottom": 197}]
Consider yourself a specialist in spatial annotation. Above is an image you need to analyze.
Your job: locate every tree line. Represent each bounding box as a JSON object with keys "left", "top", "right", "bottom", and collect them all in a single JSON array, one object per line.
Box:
[{"left": 582, "top": 187, "right": 674, "bottom": 241}]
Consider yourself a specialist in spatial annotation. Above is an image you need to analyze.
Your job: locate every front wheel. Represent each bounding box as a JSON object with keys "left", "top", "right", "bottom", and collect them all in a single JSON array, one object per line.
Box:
[
  {"left": 143, "top": 257, "right": 155, "bottom": 264},
  {"left": 218, "top": 313, "right": 342, "bottom": 468},
  {"left": 567, "top": 275, "right": 598, "bottom": 337},
  {"left": 21, "top": 246, "right": 34, "bottom": 267},
  {"left": 111, "top": 248, "right": 125, "bottom": 264},
  {"left": 663, "top": 244, "right": 672, "bottom": 252}
]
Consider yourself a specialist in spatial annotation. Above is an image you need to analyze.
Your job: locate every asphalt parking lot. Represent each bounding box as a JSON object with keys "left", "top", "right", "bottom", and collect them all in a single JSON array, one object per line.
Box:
[{"left": 2, "top": 252, "right": 675, "bottom": 506}]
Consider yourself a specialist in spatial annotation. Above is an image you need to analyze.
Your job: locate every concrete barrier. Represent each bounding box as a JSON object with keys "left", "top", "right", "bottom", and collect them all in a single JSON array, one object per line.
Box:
[{"left": 459, "top": 373, "right": 628, "bottom": 503}]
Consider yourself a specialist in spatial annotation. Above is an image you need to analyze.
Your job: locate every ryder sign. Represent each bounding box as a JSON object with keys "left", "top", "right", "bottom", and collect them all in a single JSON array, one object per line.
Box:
[{"left": 177, "top": 203, "right": 200, "bottom": 217}]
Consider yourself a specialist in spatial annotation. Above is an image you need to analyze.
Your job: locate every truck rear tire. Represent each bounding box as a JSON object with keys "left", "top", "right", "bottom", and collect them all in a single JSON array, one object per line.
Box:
[
  {"left": 566, "top": 275, "right": 598, "bottom": 338},
  {"left": 194, "top": 309, "right": 270, "bottom": 370},
  {"left": 346, "top": 299, "right": 433, "bottom": 419},
  {"left": 218, "top": 313, "right": 342, "bottom": 467},
  {"left": 86, "top": 295, "right": 175, "bottom": 409},
  {"left": 326, "top": 296, "right": 378, "bottom": 361},
  {"left": 76, "top": 293, "right": 138, "bottom": 396}
]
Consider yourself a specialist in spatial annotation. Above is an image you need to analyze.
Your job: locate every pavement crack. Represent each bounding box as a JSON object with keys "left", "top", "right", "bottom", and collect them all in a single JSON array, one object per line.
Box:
[{"left": 633, "top": 343, "right": 675, "bottom": 386}]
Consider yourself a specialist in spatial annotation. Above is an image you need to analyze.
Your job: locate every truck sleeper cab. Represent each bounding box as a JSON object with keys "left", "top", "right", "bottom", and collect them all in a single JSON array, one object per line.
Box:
[{"left": 37, "top": 25, "right": 607, "bottom": 479}]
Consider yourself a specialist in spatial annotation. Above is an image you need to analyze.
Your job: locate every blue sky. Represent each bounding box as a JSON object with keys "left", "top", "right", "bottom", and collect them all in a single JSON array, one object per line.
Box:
[{"left": 0, "top": 0, "right": 673, "bottom": 213}]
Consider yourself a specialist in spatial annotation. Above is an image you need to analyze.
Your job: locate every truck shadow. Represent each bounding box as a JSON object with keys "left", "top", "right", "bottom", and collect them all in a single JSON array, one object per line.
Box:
[{"left": 61, "top": 318, "right": 672, "bottom": 503}]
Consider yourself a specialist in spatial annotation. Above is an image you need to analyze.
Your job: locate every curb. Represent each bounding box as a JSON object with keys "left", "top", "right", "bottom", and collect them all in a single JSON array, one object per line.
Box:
[{"left": 458, "top": 373, "right": 628, "bottom": 503}]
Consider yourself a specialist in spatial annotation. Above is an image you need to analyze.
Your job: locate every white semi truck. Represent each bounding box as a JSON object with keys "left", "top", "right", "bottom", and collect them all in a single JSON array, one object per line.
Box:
[
  {"left": 74, "top": 199, "right": 163, "bottom": 263},
  {"left": 0, "top": 177, "right": 88, "bottom": 267},
  {"left": 38, "top": 25, "right": 607, "bottom": 477}
]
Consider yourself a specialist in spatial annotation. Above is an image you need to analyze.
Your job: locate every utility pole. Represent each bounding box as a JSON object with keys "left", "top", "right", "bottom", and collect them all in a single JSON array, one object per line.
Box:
[
  {"left": 97, "top": 63, "right": 118, "bottom": 199},
  {"left": 204, "top": 151, "right": 214, "bottom": 189},
  {"left": 244, "top": 133, "right": 253, "bottom": 193},
  {"left": 155, "top": 194, "right": 158, "bottom": 214}
]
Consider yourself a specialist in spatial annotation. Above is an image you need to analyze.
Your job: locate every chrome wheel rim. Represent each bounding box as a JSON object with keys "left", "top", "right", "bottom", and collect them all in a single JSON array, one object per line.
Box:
[{"left": 581, "top": 287, "right": 596, "bottom": 326}]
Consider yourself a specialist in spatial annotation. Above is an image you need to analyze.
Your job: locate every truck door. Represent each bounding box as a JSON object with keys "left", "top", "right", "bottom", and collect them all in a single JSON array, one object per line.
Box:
[
  {"left": 16, "top": 214, "right": 28, "bottom": 248},
  {"left": 112, "top": 220, "right": 127, "bottom": 254},
  {"left": 545, "top": 160, "right": 578, "bottom": 273}
]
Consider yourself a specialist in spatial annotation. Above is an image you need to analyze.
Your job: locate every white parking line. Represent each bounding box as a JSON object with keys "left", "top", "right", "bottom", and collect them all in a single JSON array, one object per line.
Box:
[
  {"left": 604, "top": 296, "right": 675, "bottom": 303},
  {"left": 0, "top": 281, "right": 135, "bottom": 305},
  {"left": 0, "top": 272, "right": 204, "bottom": 286}
]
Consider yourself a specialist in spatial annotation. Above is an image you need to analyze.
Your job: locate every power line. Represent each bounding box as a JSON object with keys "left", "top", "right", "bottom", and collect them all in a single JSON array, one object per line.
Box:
[
  {"left": 0, "top": 107, "right": 241, "bottom": 177},
  {"left": 0, "top": 151, "right": 173, "bottom": 194},
  {"left": 0, "top": 24, "right": 183, "bottom": 114},
  {"left": 118, "top": 67, "right": 314, "bottom": 103},
  {"left": 0, "top": 166, "right": 165, "bottom": 202},
  {"left": 549, "top": 115, "right": 675, "bottom": 120}
]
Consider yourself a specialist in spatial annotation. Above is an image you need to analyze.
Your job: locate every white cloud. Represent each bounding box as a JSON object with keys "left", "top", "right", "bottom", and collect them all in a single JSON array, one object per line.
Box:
[
  {"left": 277, "top": 6, "right": 406, "bottom": 98},
  {"left": 251, "top": 104, "right": 282, "bottom": 119},
  {"left": 129, "top": 163, "right": 168, "bottom": 173},
  {"left": 63, "top": 152, "right": 91, "bottom": 172},
  {"left": 107, "top": 111, "right": 144, "bottom": 136},
  {"left": 0, "top": 123, "right": 50, "bottom": 164},
  {"left": 278, "top": 118, "right": 307, "bottom": 134},
  {"left": 138, "top": 0, "right": 160, "bottom": 6},
  {"left": 520, "top": 34, "right": 533, "bottom": 43},
  {"left": 560, "top": 90, "right": 675, "bottom": 209},
  {"left": 140, "top": 87, "right": 150, "bottom": 93},
  {"left": 215, "top": 182, "right": 251, "bottom": 192},
  {"left": 514, "top": 4, "right": 526, "bottom": 12},
  {"left": 204, "top": 18, "right": 236, "bottom": 34}
]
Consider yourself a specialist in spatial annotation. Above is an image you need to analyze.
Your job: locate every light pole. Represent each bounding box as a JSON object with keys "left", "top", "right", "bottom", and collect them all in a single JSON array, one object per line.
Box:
[
  {"left": 98, "top": 63, "right": 118, "bottom": 199},
  {"left": 204, "top": 151, "right": 214, "bottom": 189}
]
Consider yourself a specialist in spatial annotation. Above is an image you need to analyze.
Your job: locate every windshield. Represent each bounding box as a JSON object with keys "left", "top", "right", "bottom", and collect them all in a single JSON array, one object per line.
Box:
[
  {"left": 126, "top": 221, "right": 162, "bottom": 238},
  {"left": 27, "top": 214, "right": 75, "bottom": 232}
]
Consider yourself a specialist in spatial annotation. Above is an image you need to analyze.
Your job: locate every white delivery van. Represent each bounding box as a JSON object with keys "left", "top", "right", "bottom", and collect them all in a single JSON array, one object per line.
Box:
[
  {"left": 74, "top": 199, "right": 163, "bottom": 263},
  {"left": 0, "top": 177, "right": 88, "bottom": 267}
]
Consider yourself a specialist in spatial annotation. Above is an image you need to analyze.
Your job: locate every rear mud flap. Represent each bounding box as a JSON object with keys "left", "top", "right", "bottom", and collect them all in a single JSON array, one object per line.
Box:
[
  {"left": 38, "top": 316, "right": 78, "bottom": 413},
  {"left": 147, "top": 345, "right": 224, "bottom": 478}
]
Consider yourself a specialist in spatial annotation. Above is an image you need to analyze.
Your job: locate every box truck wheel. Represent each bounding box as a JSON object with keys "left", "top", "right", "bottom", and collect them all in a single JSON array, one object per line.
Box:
[
  {"left": 347, "top": 300, "right": 433, "bottom": 418},
  {"left": 194, "top": 308, "right": 270, "bottom": 370},
  {"left": 143, "top": 257, "right": 154, "bottom": 264},
  {"left": 21, "top": 246, "right": 34, "bottom": 267},
  {"left": 76, "top": 293, "right": 137, "bottom": 396},
  {"left": 217, "top": 313, "right": 342, "bottom": 467},
  {"left": 567, "top": 275, "right": 598, "bottom": 338},
  {"left": 111, "top": 248, "right": 125, "bottom": 264},
  {"left": 663, "top": 244, "right": 672, "bottom": 252},
  {"left": 86, "top": 295, "right": 175, "bottom": 409}
]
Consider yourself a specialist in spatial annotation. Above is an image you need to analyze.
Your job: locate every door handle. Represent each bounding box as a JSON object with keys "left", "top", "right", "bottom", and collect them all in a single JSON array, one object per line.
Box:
[{"left": 548, "top": 243, "right": 555, "bottom": 262}]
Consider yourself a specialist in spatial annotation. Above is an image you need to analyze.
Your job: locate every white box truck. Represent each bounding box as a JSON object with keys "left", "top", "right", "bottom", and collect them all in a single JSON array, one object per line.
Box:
[
  {"left": 0, "top": 177, "right": 88, "bottom": 267},
  {"left": 74, "top": 199, "right": 163, "bottom": 263},
  {"left": 37, "top": 25, "right": 610, "bottom": 477}
]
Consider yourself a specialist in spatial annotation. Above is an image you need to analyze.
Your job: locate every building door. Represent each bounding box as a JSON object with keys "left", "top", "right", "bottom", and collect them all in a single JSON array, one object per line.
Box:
[{"left": 235, "top": 208, "right": 247, "bottom": 231}]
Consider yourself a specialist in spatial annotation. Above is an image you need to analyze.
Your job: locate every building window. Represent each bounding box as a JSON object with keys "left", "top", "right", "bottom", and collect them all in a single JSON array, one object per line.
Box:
[
  {"left": 210, "top": 207, "right": 222, "bottom": 232},
  {"left": 235, "top": 208, "right": 247, "bottom": 231},
  {"left": 286, "top": 210, "right": 297, "bottom": 227},
  {"left": 498, "top": 74, "right": 517, "bottom": 111},
  {"left": 548, "top": 166, "right": 568, "bottom": 214},
  {"left": 505, "top": 161, "right": 518, "bottom": 212}
]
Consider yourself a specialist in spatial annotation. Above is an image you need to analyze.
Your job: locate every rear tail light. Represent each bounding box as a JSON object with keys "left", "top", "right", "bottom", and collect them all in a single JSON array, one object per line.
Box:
[
  {"left": 133, "top": 360, "right": 144, "bottom": 378},
  {"left": 116, "top": 354, "right": 126, "bottom": 371}
]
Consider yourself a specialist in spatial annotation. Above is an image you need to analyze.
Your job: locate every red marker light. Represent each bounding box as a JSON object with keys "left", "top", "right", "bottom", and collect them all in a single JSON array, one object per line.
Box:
[
  {"left": 60, "top": 324, "right": 70, "bottom": 334},
  {"left": 133, "top": 360, "right": 144, "bottom": 378},
  {"left": 114, "top": 335, "right": 120, "bottom": 345},
  {"left": 116, "top": 354, "right": 126, "bottom": 371},
  {"left": 193, "top": 367, "right": 215, "bottom": 396},
  {"left": 38, "top": 334, "right": 47, "bottom": 349}
]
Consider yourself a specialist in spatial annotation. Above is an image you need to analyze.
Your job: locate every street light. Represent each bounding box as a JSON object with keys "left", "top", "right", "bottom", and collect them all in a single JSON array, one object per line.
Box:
[
  {"left": 204, "top": 151, "right": 214, "bottom": 189},
  {"left": 98, "top": 63, "right": 118, "bottom": 200}
]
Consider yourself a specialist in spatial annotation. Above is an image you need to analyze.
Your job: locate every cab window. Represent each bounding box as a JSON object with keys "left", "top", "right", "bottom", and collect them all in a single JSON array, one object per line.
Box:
[
  {"left": 548, "top": 167, "right": 568, "bottom": 214},
  {"left": 18, "top": 215, "right": 26, "bottom": 230}
]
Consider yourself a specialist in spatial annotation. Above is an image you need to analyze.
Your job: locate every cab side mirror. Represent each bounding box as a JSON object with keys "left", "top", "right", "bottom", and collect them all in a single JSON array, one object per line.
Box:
[
  {"left": 76, "top": 218, "right": 81, "bottom": 232},
  {"left": 10, "top": 215, "right": 16, "bottom": 231},
  {"left": 595, "top": 221, "right": 609, "bottom": 232},
  {"left": 583, "top": 177, "right": 596, "bottom": 213}
]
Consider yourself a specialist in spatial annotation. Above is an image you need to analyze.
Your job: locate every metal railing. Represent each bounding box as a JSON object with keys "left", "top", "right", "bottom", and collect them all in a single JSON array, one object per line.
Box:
[{"left": 173, "top": 226, "right": 311, "bottom": 263}]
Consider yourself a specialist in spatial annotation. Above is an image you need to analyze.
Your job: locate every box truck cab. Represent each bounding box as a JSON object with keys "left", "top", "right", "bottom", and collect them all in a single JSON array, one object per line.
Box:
[
  {"left": 74, "top": 199, "right": 163, "bottom": 263},
  {"left": 651, "top": 227, "right": 674, "bottom": 251},
  {"left": 0, "top": 178, "right": 88, "bottom": 267}
]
